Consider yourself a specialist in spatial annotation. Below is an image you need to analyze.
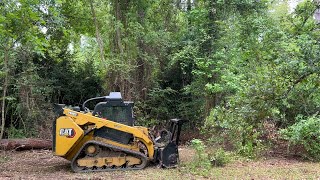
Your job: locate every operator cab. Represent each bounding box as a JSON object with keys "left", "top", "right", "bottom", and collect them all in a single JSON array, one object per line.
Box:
[
  {"left": 92, "top": 92, "right": 135, "bottom": 126},
  {"left": 82, "top": 92, "right": 135, "bottom": 144}
]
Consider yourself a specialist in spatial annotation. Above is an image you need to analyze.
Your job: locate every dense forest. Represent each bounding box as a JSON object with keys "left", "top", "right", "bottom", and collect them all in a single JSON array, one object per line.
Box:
[{"left": 1, "top": 0, "right": 320, "bottom": 162}]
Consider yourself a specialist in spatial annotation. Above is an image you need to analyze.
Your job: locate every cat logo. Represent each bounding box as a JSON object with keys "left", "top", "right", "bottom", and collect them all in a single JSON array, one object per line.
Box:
[{"left": 59, "top": 128, "right": 76, "bottom": 138}]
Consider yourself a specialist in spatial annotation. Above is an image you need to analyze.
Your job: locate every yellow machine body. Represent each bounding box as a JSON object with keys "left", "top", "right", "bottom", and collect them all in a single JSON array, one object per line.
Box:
[
  {"left": 55, "top": 116, "right": 84, "bottom": 156},
  {"left": 54, "top": 108, "right": 154, "bottom": 161},
  {"left": 53, "top": 92, "right": 184, "bottom": 172}
]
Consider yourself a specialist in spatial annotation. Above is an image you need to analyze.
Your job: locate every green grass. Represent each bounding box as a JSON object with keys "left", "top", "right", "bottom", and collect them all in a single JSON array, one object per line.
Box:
[
  {"left": 83, "top": 161, "right": 320, "bottom": 180},
  {"left": 0, "top": 155, "right": 10, "bottom": 163},
  {"left": 207, "top": 163, "right": 320, "bottom": 179}
]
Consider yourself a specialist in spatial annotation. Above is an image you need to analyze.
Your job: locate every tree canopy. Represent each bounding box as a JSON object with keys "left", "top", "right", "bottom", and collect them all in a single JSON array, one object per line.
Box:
[{"left": 1, "top": 0, "right": 320, "bottom": 160}]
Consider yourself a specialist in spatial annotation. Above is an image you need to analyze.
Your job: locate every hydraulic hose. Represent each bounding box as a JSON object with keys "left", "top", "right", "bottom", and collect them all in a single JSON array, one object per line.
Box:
[{"left": 82, "top": 96, "right": 107, "bottom": 112}]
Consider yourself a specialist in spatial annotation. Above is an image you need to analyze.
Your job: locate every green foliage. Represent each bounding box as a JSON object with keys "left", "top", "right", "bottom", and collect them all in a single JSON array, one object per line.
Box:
[
  {"left": 201, "top": 0, "right": 320, "bottom": 159},
  {"left": 187, "top": 139, "right": 211, "bottom": 176},
  {"left": 0, "top": 0, "right": 104, "bottom": 138},
  {"left": 135, "top": 87, "right": 177, "bottom": 126},
  {"left": 0, "top": 0, "right": 319, "bottom": 163},
  {"left": 6, "top": 126, "right": 26, "bottom": 139},
  {"left": 204, "top": 106, "right": 265, "bottom": 159},
  {"left": 280, "top": 114, "right": 320, "bottom": 161},
  {"left": 186, "top": 139, "right": 232, "bottom": 176},
  {"left": 0, "top": 155, "right": 10, "bottom": 163},
  {"left": 208, "top": 148, "right": 230, "bottom": 167}
]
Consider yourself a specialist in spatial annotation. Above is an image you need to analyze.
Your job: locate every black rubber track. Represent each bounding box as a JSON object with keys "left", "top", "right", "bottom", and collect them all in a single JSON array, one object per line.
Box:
[{"left": 70, "top": 140, "right": 148, "bottom": 172}]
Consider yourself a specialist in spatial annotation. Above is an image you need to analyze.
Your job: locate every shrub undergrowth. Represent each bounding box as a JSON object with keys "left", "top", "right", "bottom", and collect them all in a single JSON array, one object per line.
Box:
[{"left": 280, "top": 114, "right": 320, "bottom": 161}]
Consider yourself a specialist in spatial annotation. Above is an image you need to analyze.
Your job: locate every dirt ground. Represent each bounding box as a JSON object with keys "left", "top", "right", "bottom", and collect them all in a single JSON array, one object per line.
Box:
[{"left": 0, "top": 147, "right": 319, "bottom": 180}]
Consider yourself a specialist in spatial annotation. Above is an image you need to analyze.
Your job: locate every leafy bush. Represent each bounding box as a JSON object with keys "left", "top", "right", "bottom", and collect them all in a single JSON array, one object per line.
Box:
[
  {"left": 187, "top": 139, "right": 211, "bottom": 176},
  {"left": 185, "top": 139, "right": 231, "bottom": 177},
  {"left": 280, "top": 114, "right": 320, "bottom": 161},
  {"left": 204, "top": 106, "right": 266, "bottom": 159},
  {"left": 208, "top": 148, "right": 230, "bottom": 167},
  {"left": 6, "top": 126, "right": 26, "bottom": 139},
  {"left": 136, "top": 87, "right": 178, "bottom": 127}
]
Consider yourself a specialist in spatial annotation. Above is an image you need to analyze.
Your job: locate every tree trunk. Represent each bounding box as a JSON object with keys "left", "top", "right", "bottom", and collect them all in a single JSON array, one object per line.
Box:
[
  {"left": 0, "top": 46, "right": 9, "bottom": 140},
  {"left": 136, "top": 4, "right": 147, "bottom": 100},
  {"left": 0, "top": 138, "right": 52, "bottom": 151},
  {"left": 205, "top": 0, "right": 219, "bottom": 112},
  {"left": 115, "top": 0, "right": 124, "bottom": 54},
  {"left": 90, "top": 0, "right": 105, "bottom": 63}
]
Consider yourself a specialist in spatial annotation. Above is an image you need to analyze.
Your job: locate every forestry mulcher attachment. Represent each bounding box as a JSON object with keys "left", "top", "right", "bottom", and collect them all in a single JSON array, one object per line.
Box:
[{"left": 53, "top": 92, "right": 184, "bottom": 172}]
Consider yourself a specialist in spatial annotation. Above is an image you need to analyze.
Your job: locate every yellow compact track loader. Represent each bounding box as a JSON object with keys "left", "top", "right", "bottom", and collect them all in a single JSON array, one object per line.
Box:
[{"left": 53, "top": 92, "right": 184, "bottom": 172}]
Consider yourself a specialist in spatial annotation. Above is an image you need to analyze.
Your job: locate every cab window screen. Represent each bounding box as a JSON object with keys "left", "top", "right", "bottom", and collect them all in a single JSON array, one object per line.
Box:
[{"left": 101, "top": 106, "right": 129, "bottom": 124}]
